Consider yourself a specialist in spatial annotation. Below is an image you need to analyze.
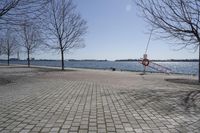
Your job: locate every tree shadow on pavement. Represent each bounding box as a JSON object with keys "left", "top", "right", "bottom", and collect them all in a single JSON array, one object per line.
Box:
[
  {"left": 165, "top": 78, "right": 200, "bottom": 85},
  {"left": 0, "top": 78, "right": 11, "bottom": 85},
  {"left": 123, "top": 89, "right": 200, "bottom": 115},
  {"left": 118, "top": 88, "right": 200, "bottom": 132}
]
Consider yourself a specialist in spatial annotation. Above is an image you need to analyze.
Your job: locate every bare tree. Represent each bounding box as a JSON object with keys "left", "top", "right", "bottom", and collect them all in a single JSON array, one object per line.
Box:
[
  {"left": 0, "top": 0, "right": 20, "bottom": 17},
  {"left": 0, "top": 38, "right": 3, "bottom": 55},
  {"left": 19, "top": 22, "right": 42, "bottom": 67},
  {"left": 1, "top": 28, "right": 18, "bottom": 65},
  {"left": 136, "top": 0, "right": 200, "bottom": 81},
  {"left": 43, "top": 0, "right": 87, "bottom": 70}
]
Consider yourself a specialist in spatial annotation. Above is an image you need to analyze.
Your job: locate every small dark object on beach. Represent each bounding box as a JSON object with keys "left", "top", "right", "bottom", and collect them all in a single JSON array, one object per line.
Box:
[{"left": 110, "top": 67, "right": 116, "bottom": 71}]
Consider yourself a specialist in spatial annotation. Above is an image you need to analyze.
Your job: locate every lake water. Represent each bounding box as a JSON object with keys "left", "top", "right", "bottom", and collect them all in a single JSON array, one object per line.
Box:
[{"left": 0, "top": 60, "right": 198, "bottom": 75}]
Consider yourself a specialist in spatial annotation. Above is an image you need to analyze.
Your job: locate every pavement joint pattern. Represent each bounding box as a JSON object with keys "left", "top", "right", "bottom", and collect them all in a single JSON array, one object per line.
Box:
[{"left": 0, "top": 73, "right": 200, "bottom": 133}]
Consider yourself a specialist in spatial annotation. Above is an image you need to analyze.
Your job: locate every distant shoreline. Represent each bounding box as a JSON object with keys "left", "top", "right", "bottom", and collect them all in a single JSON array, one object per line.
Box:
[
  {"left": 115, "top": 59, "right": 199, "bottom": 62},
  {"left": 0, "top": 63, "right": 197, "bottom": 76},
  {"left": 0, "top": 59, "right": 199, "bottom": 62}
]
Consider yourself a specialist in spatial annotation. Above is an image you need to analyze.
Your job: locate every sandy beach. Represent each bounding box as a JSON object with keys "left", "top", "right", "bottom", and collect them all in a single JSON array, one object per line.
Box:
[{"left": 0, "top": 65, "right": 200, "bottom": 133}]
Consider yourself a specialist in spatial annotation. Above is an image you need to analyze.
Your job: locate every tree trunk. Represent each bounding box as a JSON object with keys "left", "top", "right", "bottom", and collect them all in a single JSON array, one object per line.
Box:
[
  {"left": 198, "top": 44, "right": 200, "bottom": 83},
  {"left": 7, "top": 53, "right": 10, "bottom": 66},
  {"left": 27, "top": 50, "right": 30, "bottom": 67},
  {"left": 61, "top": 49, "right": 64, "bottom": 70}
]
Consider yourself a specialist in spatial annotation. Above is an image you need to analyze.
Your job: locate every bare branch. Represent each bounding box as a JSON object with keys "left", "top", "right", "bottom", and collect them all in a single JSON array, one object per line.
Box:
[
  {"left": 0, "top": 28, "right": 18, "bottom": 65},
  {"left": 17, "top": 20, "right": 42, "bottom": 67},
  {"left": 136, "top": 0, "right": 200, "bottom": 82},
  {"left": 42, "top": 0, "right": 87, "bottom": 70},
  {"left": 0, "top": 0, "right": 51, "bottom": 29}
]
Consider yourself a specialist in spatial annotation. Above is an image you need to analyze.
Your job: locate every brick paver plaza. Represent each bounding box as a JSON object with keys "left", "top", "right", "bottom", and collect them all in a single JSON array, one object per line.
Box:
[{"left": 0, "top": 66, "right": 200, "bottom": 133}]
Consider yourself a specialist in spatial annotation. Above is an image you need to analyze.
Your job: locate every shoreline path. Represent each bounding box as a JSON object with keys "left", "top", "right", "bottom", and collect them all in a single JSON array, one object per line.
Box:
[{"left": 0, "top": 65, "right": 200, "bottom": 133}]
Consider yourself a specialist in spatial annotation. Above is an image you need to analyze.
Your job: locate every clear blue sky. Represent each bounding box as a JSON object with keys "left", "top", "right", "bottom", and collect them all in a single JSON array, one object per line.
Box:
[{"left": 15, "top": 0, "right": 200, "bottom": 60}]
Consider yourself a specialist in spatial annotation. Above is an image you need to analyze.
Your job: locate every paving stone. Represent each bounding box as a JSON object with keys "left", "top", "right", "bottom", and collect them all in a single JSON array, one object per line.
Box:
[
  {"left": 135, "top": 128, "right": 143, "bottom": 133},
  {"left": 41, "top": 127, "right": 51, "bottom": 132},
  {"left": 50, "top": 127, "right": 60, "bottom": 132},
  {"left": 77, "top": 129, "right": 87, "bottom": 133},
  {"left": 19, "top": 129, "right": 31, "bottom": 133}
]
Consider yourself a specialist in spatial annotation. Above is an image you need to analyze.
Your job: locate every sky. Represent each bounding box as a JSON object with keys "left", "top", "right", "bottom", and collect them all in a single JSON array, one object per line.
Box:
[{"left": 8, "top": 0, "right": 199, "bottom": 60}]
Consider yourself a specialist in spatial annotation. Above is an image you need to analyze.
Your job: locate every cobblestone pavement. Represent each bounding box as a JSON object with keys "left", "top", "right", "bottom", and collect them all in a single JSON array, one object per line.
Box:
[{"left": 0, "top": 66, "right": 200, "bottom": 133}]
